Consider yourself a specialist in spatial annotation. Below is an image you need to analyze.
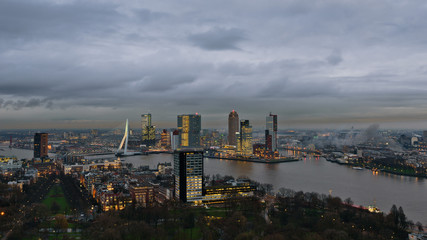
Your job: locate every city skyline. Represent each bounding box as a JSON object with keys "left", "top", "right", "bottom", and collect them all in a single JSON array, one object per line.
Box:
[
  {"left": 2, "top": 1, "right": 427, "bottom": 129},
  {"left": 3, "top": 110, "right": 427, "bottom": 131}
]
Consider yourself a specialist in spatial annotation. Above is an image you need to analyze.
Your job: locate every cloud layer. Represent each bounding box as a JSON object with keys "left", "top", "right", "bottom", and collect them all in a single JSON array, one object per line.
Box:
[{"left": 1, "top": 0, "right": 427, "bottom": 129}]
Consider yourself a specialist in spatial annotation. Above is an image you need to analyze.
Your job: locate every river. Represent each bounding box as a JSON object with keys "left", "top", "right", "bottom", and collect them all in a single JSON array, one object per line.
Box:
[{"left": 2, "top": 146, "right": 426, "bottom": 224}]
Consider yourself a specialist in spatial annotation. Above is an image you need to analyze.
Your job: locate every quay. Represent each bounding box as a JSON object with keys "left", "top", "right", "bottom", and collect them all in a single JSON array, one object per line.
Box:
[{"left": 205, "top": 156, "right": 300, "bottom": 164}]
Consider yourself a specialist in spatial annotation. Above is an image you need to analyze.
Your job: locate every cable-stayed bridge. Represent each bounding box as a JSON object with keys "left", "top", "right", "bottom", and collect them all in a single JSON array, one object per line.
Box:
[
  {"left": 115, "top": 119, "right": 142, "bottom": 157},
  {"left": 61, "top": 119, "right": 172, "bottom": 163}
]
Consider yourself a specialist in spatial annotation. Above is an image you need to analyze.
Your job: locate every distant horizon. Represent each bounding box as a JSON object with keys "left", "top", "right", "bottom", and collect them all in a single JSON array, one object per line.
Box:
[{"left": 1, "top": 116, "right": 426, "bottom": 132}]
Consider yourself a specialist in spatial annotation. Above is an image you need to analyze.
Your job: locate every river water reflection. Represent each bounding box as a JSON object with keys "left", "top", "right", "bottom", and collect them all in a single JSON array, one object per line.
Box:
[{"left": 2, "top": 146, "right": 426, "bottom": 224}]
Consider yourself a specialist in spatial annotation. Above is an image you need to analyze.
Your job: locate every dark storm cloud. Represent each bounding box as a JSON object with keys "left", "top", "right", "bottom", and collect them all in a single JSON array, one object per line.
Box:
[
  {"left": 0, "top": 98, "right": 52, "bottom": 110},
  {"left": 1, "top": 0, "right": 427, "bottom": 128},
  {"left": 258, "top": 80, "right": 342, "bottom": 98},
  {"left": 188, "top": 27, "right": 246, "bottom": 50}
]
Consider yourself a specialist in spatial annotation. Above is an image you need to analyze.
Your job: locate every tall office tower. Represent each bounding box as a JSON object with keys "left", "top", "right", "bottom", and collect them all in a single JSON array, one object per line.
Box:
[
  {"left": 228, "top": 110, "right": 239, "bottom": 146},
  {"left": 171, "top": 130, "right": 180, "bottom": 150},
  {"left": 237, "top": 120, "right": 253, "bottom": 156},
  {"left": 34, "top": 133, "right": 48, "bottom": 158},
  {"left": 160, "top": 129, "right": 171, "bottom": 149},
  {"left": 141, "top": 113, "right": 156, "bottom": 147},
  {"left": 265, "top": 130, "right": 272, "bottom": 151},
  {"left": 177, "top": 114, "right": 201, "bottom": 148},
  {"left": 174, "top": 149, "right": 204, "bottom": 203},
  {"left": 266, "top": 113, "right": 278, "bottom": 151}
]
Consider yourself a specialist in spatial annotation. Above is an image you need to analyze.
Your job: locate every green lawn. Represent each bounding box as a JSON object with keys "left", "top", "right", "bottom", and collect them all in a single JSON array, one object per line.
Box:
[
  {"left": 205, "top": 207, "right": 227, "bottom": 217},
  {"left": 42, "top": 184, "right": 71, "bottom": 215}
]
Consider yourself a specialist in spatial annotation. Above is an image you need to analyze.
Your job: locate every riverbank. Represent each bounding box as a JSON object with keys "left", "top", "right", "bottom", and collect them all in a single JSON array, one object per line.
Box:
[
  {"left": 205, "top": 156, "right": 300, "bottom": 163},
  {"left": 325, "top": 158, "right": 427, "bottom": 178}
]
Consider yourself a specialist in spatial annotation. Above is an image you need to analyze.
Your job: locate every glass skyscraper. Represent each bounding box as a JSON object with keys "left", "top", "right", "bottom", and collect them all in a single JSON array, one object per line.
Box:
[
  {"left": 141, "top": 113, "right": 156, "bottom": 147},
  {"left": 177, "top": 114, "right": 201, "bottom": 148},
  {"left": 237, "top": 120, "right": 253, "bottom": 156},
  {"left": 174, "top": 149, "right": 204, "bottom": 203},
  {"left": 34, "top": 133, "right": 48, "bottom": 158},
  {"left": 266, "top": 113, "right": 278, "bottom": 151}
]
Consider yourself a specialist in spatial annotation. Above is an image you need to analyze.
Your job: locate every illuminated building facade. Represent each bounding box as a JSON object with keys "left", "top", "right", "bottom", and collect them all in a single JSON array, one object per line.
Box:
[
  {"left": 160, "top": 129, "right": 171, "bottom": 149},
  {"left": 253, "top": 143, "right": 266, "bottom": 156},
  {"left": 237, "top": 120, "right": 253, "bottom": 156},
  {"left": 174, "top": 149, "right": 203, "bottom": 203},
  {"left": 32, "top": 162, "right": 56, "bottom": 176},
  {"left": 98, "top": 191, "right": 132, "bottom": 211},
  {"left": 228, "top": 110, "right": 239, "bottom": 146},
  {"left": 177, "top": 114, "right": 201, "bottom": 148},
  {"left": 253, "top": 142, "right": 278, "bottom": 159},
  {"left": 141, "top": 113, "right": 156, "bottom": 147},
  {"left": 266, "top": 113, "right": 278, "bottom": 151},
  {"left": 129, "top": 183, "right": 155, "bottom": 208},
  {"left": 34, "top": 133, "right": 48, "bottom": 159},
  {"left": 203, "top": 183, "right": 256, "bottom": 204}
]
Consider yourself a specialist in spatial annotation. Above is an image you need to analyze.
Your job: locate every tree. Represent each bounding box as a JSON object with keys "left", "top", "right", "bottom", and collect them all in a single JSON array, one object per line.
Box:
[
  {"left": 397, "top": 206, "right": 408, "bottom": 231},
  {"left": 344, "top": 197, "right": 353, "bottom": 206},
  {"left": 54, "top": 214, "right": 68, "bottom": 233},
  {"left": 278, "top": 188, "right": 295, "bottom": 198},
  {"left": 29, "top": 203, "right": 50, "bottom": 222},
  {"left": 416, "top": 221, "right": 424, "bottom": 232},
  {"left": 387, "top": 204, "right": 399, "bottom": 227},
  {"left": 222, "top": 211, "right": 247, "bottom": 240},
  {"left": 323, "top": 229, "right": 350, "bottom": 240},
  {"left": 326, "top": 197, "right": 342, "bottom": 212},
  {"left": 264, "top": 184, "right": 273, "bottom": 195},
  {"left": 407, "top": 220, "right": 415, "bottom": 230}
]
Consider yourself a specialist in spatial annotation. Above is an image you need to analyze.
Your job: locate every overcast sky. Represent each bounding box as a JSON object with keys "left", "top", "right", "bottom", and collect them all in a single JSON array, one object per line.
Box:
[{"left": 1, "top": 0, "right": 427, "bottom": 130}]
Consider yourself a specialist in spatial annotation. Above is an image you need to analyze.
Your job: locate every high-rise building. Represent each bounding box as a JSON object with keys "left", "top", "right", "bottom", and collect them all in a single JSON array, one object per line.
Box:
[
  {"left": 237, "top": 120, "right": 253, "bottom": 156},
  {"left": 160, "top": 129, "right": 171, "bottom": 149},
  {"left": 266, "top": 113, "right": 278, "bottom": 151},
  {"left": 177, "top": 114, "right": 201, "bottom": 148},
  {"left": 174, "top": 149, "right": 204, "bottom": 203},
  {"left": 141, "top": 114, "right": 156, "bottom": 147},
  {"left": 423, "top": 131, "right": 427, "bottom": 141},
  {"left": 34, "top": 133, "right": 48, "bottom": 158},
  {"left": 228, "top": 110, "right": 239, "bottom": 146},
  {"left": 265, "top": 130, "right": 272, "bottom": 152},
  {"left": 171, "top": 130, "right": 180, "bottom": 150}
]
